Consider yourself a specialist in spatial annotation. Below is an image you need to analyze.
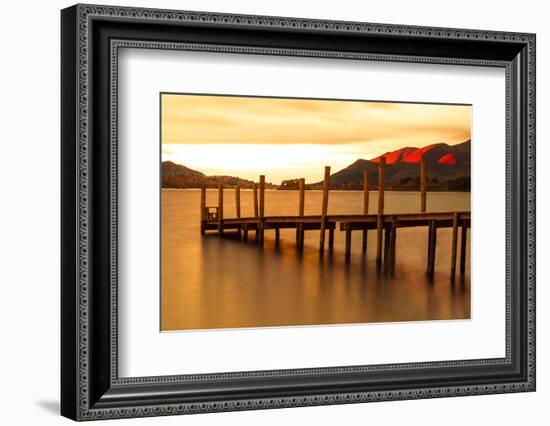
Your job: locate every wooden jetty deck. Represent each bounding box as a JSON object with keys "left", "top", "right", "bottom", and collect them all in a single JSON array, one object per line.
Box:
[{"left": 200, "top": 160, "right": 470, "bottom": 280}]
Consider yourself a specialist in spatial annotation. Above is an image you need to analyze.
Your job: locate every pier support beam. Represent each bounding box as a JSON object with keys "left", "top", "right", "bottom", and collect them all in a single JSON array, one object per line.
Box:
[
  {"left": 362, "top": 169, "right": 369, "bottom": 254},
  {"left": 383, "top": 224, "right": 391, "bottom": 265},
  {"left": 460, "top": 222, "right": 468, "bottom": 274},
  {"left": 390, "top": 217, "right": 397, "bottom": 270},
  {"left": 420, "top": 160, "right": 427, "bottom": 213},
  {"left": 235, "top": 181, "right": 241, "bottom": 238},
  {"left": 235, "top": 181, "right": 241, "bottom": 218},
  {"left": 319, "top": 166, "right": 331, "bottom": 255},
  {"left": 385, "top": 217, "right": 397, "bottom": 272},
  {"left": 427, "top": 220, "right": 437, "bottom": 277},
  {"left": 450, "top": 212, "right": 459, "bottom": 280},
  {"left": 328, "top": 228, "right": 335, "bottom": 252},
  {"left": 344, "top": 224, "right": 352, "bottom": 258},
  {"left": 296, "top": 178, "right": 305, "bottom": 245},
  {"left": 217, "top": 180, "right": 224, "bottom": 236},
  {"left": 376, "top": 157, "right": 386, "bottom": 266},
  {"left": 258, "top": 175, "right": 265, "bottom": 245},
  {"left": 200, "top": 186, "right": 206, "bottom": 235},
  {"left": 297, "top": 223, "right": 304, "bottom": 251},
  {"left": 253, "top": 182, "right": 259, "bottom": 241}
]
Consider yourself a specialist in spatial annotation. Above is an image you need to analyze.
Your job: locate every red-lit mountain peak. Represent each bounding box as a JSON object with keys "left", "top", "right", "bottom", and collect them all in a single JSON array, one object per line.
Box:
[
  {"left": 370, "top": 143, "right": 456, "bottom": 165},
  {"left": 371, "top": 147, "right": 417, "bottom": 165},
  {"left": 401, "top": 144, "right": 442, "bottom": 163},
  {"left": 437, "top": 153, "right": 457, "bottom": 164}
]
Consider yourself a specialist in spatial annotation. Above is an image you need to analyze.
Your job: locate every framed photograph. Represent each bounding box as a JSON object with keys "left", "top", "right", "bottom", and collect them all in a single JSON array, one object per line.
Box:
[{"left": 61, "top": 4, "right": 536, "bottom": 421}]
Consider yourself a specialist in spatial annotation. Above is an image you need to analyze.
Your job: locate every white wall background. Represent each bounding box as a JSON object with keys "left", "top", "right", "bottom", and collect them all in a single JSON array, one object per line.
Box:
[{"left": 0, "top": 0, "right": 546, "bottom": 424}]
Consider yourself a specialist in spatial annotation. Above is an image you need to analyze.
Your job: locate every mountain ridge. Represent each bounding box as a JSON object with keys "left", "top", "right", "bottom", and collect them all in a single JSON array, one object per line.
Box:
[
  {"left": 162, "top": 140, "right": 470, "bottom": 191},
  {"left": 316, "top": 140, "right": 470, "bottom": 189}
]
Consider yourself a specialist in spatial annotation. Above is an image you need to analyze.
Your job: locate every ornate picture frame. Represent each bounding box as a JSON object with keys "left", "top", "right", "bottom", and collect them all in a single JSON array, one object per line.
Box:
[{"left": 61, "top": 4, "right": 535, "bottom": 421}]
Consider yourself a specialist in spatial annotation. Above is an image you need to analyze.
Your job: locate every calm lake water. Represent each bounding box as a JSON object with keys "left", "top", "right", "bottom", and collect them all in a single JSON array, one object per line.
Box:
[{"left": 161, "top": 189, "right": 471, "bottom": 331}]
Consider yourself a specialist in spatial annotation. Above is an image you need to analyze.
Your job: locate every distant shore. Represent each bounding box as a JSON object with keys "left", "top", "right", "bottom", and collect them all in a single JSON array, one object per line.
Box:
[{"left": 161, "top": 186, "right": 471, "bottom": 193}]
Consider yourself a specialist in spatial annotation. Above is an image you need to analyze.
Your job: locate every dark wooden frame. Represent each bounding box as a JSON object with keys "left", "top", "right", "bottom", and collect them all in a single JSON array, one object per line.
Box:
[{"left": 61, "top": 4, "right": 536, "bottom": 421}]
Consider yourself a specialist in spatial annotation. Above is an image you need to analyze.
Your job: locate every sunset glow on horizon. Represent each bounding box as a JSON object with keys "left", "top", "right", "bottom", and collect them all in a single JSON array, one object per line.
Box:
[{"left": 161, "top": 94, "right": 471, "bottom": 184}]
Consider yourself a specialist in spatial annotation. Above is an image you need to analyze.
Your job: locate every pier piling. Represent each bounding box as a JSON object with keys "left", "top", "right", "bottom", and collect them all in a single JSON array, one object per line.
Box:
[
  {"left": 390, "top": 216, "right": 397, "bottom": 270},
  {"left": 376, "top": 157, "right": 386, "bottom": 265},
  {"left": 297, "top": 178, "right": 305, "bottom": 247},
  {"left": 319, "top": 166, "right": 331, "bottom": 254},
  {"left": 253, "top": 183, "right": 259, "bottom": 241},
  {"left": 217, "top": 180, "right": 224, "bottom": 235},
  {"left": 362, "top": 170, "right": 369, "bottom": 254},
  {"left": 451, "top": 212, "right": 459, "bottom": 279},
  {"left": 460, "top": 222, "right": 468, "bottom": 274},
  {"left": 235, "top": 181, "right": 241, "bottom": 218},
  {"left": 427, "top": 220, "right": 437, "bottom": 277},
  {"left": 258, "top": 175, "right": 265, "bottom": 245},
  {"left": 344, "top": 223, "right": 352, "bottom": 258},
  {"left": 420, "top": 160, "right": 427, "bottom": 213},
  {"left": 329, "top": 228, "right": 335, "bottom": 252},
  {"left": 200, "top": 187, "right": 206, "bottom": 235}
]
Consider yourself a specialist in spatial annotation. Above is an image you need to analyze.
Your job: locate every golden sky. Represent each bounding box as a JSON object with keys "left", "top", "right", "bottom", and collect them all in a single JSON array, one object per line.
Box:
[{"left": 161, "top": 94, "right": 471, "bottom": 184}]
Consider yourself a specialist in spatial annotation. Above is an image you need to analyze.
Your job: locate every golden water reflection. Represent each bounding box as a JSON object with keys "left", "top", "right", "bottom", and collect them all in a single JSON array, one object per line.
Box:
[{"left": 161, "top": 189, "right": 470, "bottom": 331}]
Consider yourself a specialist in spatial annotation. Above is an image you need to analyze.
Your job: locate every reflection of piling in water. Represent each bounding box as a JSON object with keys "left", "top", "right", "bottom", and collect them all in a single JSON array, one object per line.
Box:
[{"left": 199, "top": 161, "right": 470, "bottom": 279}]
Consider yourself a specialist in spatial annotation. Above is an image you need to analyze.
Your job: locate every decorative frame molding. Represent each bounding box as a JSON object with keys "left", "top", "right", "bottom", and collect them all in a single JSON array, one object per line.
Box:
[{"left": 61, "top": 4, "right": 535, "bottom": 421}]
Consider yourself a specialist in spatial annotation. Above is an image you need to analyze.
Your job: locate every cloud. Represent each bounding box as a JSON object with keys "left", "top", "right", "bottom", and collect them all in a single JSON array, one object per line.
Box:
[{"left": 161, "top": 94, "right": 471, "bottom": 149}]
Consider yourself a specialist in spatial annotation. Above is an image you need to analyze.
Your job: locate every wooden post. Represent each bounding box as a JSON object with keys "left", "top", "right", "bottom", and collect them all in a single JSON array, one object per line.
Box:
[
  {"left": 376, "top": 157, "right": 386, "bottom": 265},
  {"left": 450, "top": 212, "right": 459, "bottom": 279},
  {"left": 242, "top": 224, "right": 248, "bottom": 242},
  {"left": 258, "top": 175, "right": 265, "bottom": 245},
  {"left": 275, "top": 228, "right": 280, "bottom": 245},
  {"left": 362, "top": 169, "right": 369, "bottom": 253},
  {"left": 345, "top": 224, "right": 352, "bottom": 258},
  {"left": 420, "top": 160, "right": 427, "bottom": 213},
  {"left": 319, "top": 166, "right": 331, "bottom": 254},
  {"left": 328, "top": 228, "right": 335, "bottom": 252},
  {"left": 297, "top": 178, "right": 305, "bottom": 244},
  {"left": 253, "top": 183, "right": 259, "bottom": 217},
  {"left": 235, "top": 181, "right": 241, "bottom": 218},
  {"left": 427, "top": 222, "right": 433, "bottom": 272},
  {"left": 200, "top": 186, "right": 206, "bottom": 235},
  {"left": 460, "top": 222, "right": 468, "bottom": 274},
  {"left": 390, "top": 216, "right": 397, "bottom": 269},
  {"left": 298, "top": 178, "right": 305, "bottom": 216},
  {"left": 218, "top": 179, "right": 224, "bottom": 235},
  {"left": 253, "top": 183, "right": 259, "bottom": 241},
  {"left": 383, "top": 216, "right": 397, "bottom": 271},
  {"left": 297, "top": 223, "right": 304, "bottom": 251},
  {"left": 427, "top": 220, "right": 437, "bottom": 276},
  {"left": 384, "top": 224, "right": 391, "bottom": 266}
]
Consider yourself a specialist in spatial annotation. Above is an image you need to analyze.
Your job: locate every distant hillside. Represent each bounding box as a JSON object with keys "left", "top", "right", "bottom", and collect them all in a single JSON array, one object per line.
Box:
[
  {"left": 161, "top": 161, "right": 276, "bottom": 189},
  {"left": 312, "top": 140, "right": 470, "bottom": 191},
  {"left": 163, "top": 140, "right": 470, "bottom": 191}
]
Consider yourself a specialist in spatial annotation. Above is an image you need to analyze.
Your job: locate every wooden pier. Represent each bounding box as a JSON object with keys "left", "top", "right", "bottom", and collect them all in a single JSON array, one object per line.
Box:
[{"left": 200, "top": 161, "right": 470, "bottom": 279}]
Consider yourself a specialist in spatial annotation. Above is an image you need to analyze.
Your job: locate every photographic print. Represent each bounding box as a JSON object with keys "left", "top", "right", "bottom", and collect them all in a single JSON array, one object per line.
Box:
[{"left": 160, "top": 94, "right": 472, "bottom": 331}]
